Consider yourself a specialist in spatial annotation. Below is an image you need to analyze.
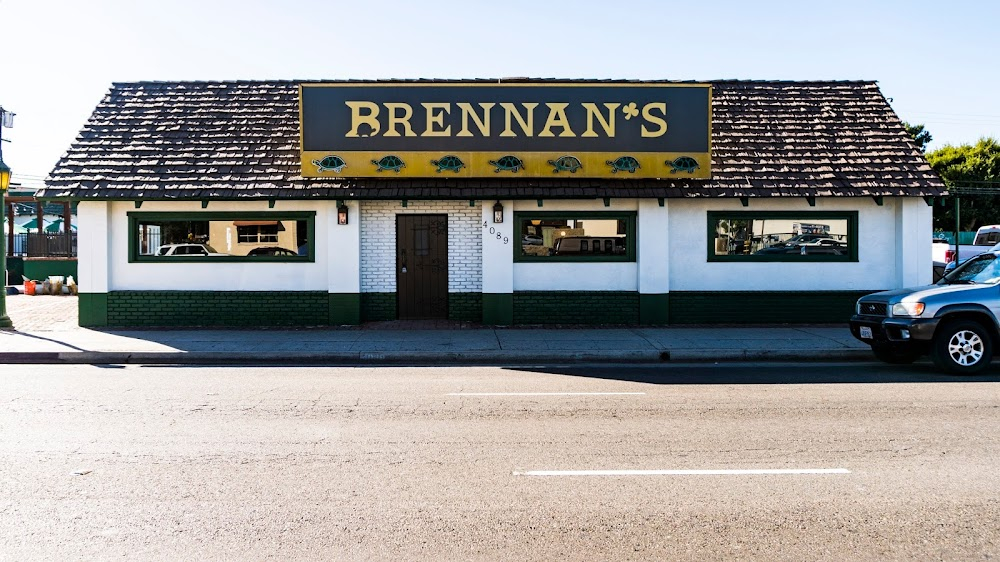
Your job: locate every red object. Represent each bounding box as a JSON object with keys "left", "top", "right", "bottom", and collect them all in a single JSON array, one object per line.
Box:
[
  {"left": 945, "top": 249, "right": 956, "bottom": 263},
  {"left": 24, "top": 280, "right": 36, "bottom": 295}
]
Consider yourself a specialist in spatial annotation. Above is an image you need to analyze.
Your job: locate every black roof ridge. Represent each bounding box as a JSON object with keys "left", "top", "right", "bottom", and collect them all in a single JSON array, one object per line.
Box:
[{"left": 109, "top": 78, "right": 880, "bottom": 87}]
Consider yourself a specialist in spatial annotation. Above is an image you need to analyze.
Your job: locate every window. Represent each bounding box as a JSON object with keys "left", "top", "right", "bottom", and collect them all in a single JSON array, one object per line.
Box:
[
  {"left": 514, "top": 212, "right": 636, "bottom": 262},
  {"left": 236, "top": 223, "right": 281, "bottom": 244},
  {"left": 708, "top": 211, "right": 858, "bottom": 262},
  {"left": 128, "top": 212, "right": 315, "bottom": 262}
]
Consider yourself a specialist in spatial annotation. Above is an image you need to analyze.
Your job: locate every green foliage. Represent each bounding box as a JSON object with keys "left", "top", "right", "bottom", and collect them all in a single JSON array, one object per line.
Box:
[
  {"left": 928, "top": 138, "right": 1000, "bottom": 231},
  {"left": 902, "top": 122, "right": 933, "bottom": 152}
]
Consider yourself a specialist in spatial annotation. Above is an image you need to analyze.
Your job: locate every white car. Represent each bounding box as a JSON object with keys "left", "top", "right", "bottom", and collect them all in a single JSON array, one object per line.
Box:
[{"left": 156, "top": 243, "right": 227, "bottom": 256}]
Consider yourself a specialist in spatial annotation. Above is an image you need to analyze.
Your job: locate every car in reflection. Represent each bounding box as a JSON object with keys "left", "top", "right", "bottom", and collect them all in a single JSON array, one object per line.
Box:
[
  {"left": 754, "top": 237, "right": 847, "bottom": 255},
  {"left": 521, "top": 234, "right": 543, "bottom": 246},
  {"left": 156, "top": 243, "right": 227, "bottom": 256},
  {"left": 247, "top": 246, "right": 298, "bottom": 257}
]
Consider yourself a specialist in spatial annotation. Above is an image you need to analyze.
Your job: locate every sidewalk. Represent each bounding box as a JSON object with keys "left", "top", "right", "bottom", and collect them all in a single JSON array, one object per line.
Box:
[{"left": 0, "top": 291, "right": 873, "bottom": 365}]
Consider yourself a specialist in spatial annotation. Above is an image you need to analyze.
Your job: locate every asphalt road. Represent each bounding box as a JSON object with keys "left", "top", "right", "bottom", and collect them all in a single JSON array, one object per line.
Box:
[{"left": 1, "top": 362, "right": 998, "bottom": 561}]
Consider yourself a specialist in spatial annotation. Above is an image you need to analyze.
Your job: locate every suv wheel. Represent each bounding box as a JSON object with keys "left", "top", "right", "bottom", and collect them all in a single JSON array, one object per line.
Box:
[
  {"left": 931, "top": 320, "right": 993, "bottom": 374},
  {"left": 871, "top": 344, "right": 921, "bottom": 365}
]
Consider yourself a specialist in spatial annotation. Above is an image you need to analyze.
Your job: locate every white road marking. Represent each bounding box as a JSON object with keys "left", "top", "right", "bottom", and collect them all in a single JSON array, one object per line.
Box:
[
  {"left": 446, "top": 392, "right": 646, "bottom": 396},
  {"left": 513, "top": 468, "right": 851, "bottom": 476}
]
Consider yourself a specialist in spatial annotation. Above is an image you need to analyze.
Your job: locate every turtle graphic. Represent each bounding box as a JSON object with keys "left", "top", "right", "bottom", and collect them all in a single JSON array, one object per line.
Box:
[
  {"left": 431, "top": 155, "right": 465, "bottom": 173},
  {"left": 372, "top": 155, "right": 405, "bottom": 173},
  {"left": 548, "top": 155, "right": 583, "bottom": 173},
  {"left": 606, "top": 156, "right": 641, "bottom": 173},
  {"left": 667, "top": 156, "right": 700, "bottom": 174},
  {"left": 313, "top": 155, "right": 347, "bottom": 173},
  {"left": 489, "top": 155, "right": 524, "bottom": 173}
]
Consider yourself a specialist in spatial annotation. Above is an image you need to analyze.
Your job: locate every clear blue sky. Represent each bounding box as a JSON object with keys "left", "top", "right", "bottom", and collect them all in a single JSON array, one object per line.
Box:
[{"left": 1, "top": 0, "right": 997, "bottom": 187}]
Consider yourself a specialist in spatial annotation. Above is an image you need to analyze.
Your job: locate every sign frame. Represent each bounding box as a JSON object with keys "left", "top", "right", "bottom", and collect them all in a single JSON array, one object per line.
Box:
[{"left": 299, "top": 82, "right": 712, "bottom": 180}]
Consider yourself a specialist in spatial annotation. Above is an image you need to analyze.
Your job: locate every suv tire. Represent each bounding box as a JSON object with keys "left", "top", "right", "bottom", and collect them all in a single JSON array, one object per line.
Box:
[
  {"left": 931, "top": 320, "right": 993, "bottom": 374},
  {"left": 871, "top": 344, "right": 921, "bottom": 365}
]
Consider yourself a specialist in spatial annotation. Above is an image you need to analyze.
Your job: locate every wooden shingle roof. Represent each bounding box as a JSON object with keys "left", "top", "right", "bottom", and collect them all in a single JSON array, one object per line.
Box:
[{"left": 39, "top": 79, "right": 945, "bottom": 200}]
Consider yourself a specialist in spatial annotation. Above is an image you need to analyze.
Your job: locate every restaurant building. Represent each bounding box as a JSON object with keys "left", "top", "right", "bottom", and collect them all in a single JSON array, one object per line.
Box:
[{"left": 38, "top": 79, "right": 946, "bottom": 327}]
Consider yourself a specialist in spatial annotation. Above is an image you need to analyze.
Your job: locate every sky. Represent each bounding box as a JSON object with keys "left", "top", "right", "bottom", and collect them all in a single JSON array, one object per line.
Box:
[{"left": 1, "top": 0, "right": 998, "bottom": 188}]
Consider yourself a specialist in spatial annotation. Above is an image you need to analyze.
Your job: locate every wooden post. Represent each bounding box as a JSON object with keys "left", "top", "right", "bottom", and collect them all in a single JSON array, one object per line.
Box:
[{"left": 63, "top": 202, "right": 71, "bottom": 256}]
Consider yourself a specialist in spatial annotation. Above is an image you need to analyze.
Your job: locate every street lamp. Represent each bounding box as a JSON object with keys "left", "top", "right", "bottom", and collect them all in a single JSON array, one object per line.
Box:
[{"left": 0, "top": 153, "right": 12, "bottom": 328}]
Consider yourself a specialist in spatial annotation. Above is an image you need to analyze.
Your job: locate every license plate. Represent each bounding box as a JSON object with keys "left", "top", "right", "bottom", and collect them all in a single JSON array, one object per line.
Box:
[{"left": 859, "top": 326, "right": 873, "bottom": 339}]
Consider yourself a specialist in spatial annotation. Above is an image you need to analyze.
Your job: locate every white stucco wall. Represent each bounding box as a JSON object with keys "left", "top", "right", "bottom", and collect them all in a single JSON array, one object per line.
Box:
[
  {"left": 90, "top": 195, "right": 929, "bottom": 296},
  {"left": 512, "top": 199, "right": 639, "bottom": 291},
  {"left": 105, "top": 200, "right": 340, "bottom": 291},
  {"left": 77, "top": 201, "right": 111, "bottom": 293},
  {"left": 482, "top": 200, "right": 514, "bottom": 294},
  {"left": 359, "top": 200, "right": 483, "bottom": 293},
  {"left": 667, "top": 197, "right": 930, "bottom": 292}
]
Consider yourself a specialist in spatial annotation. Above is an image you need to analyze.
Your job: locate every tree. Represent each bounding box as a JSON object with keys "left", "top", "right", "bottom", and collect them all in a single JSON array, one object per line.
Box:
[
  {"left": 927, "top": 138, "right": 1000, "bottom": 231},
  {"left": 902, "top": 121, "right": 933, "bottom": 152}
]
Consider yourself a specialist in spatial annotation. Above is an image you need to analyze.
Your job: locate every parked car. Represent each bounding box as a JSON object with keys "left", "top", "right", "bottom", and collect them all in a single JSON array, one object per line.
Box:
[
  {"left": 521, "top": 234, "right": 543, "bottom": 246},
  {"left": 932, "top": 225, "right": 1000, "bottom": 269},
  {"left": 850, "top": 249, "right": 1000, "bottom": 373},
  {"left": 932, "top": 237, "right": 950, "bottom": 281},
  {"left": 156, "top": 243, "right": 227, "bottom": 256},
  {"left": 247, "top": 246, "right": 297, "bottom": 257}
]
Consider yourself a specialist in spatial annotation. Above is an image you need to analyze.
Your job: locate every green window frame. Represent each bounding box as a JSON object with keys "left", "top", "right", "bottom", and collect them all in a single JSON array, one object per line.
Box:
[
  {"left": 128, "top": 211, "right": 316, "bottom": 263},
  {"left": 707, "top": 211, "right": 859, "bottom": 262},
  {"left": 513, "top": 211, "right": 636, "bottom": 262}
]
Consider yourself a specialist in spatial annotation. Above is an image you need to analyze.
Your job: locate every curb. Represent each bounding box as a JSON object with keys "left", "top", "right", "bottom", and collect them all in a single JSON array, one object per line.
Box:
[{"left": 0, "top": 348, "right": 874, "bottom": 365}]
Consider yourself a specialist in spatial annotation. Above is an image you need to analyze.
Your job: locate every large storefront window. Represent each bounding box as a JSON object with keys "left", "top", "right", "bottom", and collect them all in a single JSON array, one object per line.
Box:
[
  {"left": 513, "top": 212, "right": 636, "bottom": 262},
  {"left": 708, "top": 211, "right": 858, "bottom": 262},
  {"left": 128, "top": 212, "right": 315, "bottom": 262}
]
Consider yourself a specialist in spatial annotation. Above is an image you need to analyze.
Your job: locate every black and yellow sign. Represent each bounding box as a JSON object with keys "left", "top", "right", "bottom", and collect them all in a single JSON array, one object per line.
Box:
[{"left": 300, "top": 82, "right": 711, "bottom": 179}]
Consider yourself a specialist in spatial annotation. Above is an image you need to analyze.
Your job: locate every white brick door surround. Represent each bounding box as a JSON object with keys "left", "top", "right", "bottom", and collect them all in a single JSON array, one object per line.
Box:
[{"left": 360, "top": 201, "right": 483, "bottom": 293}]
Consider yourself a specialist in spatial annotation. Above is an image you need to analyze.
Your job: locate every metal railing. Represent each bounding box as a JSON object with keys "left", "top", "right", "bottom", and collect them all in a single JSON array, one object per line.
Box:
[{"left": 6, "top": 232, "right": 77, "bottom": 257}]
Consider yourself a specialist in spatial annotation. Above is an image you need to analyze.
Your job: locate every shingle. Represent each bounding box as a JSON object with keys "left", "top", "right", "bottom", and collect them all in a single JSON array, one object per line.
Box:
[{"left": 39, "top": 79, "right": 945, "bottom": 200}]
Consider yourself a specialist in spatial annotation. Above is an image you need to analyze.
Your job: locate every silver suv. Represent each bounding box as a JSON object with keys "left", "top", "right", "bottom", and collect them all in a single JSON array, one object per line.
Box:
[{"left": 850, "top": 250, "right": 1000, "bottom": 374}]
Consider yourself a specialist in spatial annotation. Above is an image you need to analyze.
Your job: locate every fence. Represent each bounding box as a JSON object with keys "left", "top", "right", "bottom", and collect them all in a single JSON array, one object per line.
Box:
[{"left": 6, "top": 233, "right": 78, "bottom": 257}]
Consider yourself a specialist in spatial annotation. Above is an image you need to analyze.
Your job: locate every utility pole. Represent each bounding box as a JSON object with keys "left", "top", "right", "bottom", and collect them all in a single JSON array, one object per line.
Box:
[{"left": 0, "top": 105, "right": 15, "bottom": 328}]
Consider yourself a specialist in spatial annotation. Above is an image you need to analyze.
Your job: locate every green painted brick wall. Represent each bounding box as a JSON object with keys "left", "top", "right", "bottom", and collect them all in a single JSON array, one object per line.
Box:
[
  {"left": 449, "top": 293, "right": 482, "bottom": 322},
  {"left": 361, "top": 292, "right": 397, "bottom": 322},
  {"left": 514, "top": 291, "right": 640, "bottom": 325},
  {"left": 667, "top": 291, "right": 874, "bottom": 324},
  {"left": 105, "top": 291, "right": 329, "bottom": 327}
]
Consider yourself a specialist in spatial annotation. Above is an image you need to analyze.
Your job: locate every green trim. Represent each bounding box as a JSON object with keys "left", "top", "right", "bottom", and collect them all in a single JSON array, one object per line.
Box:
[
  {"left": 78, "top": 293, "right": 109, "bottom": 327},
  {"left": 513, "top": 211, "right": 636, "bottom": 262},
  {"left": 127, "top": 211, "right": 316, "bottom": 263},
  {"left": 22, "top": 259, "right": 78, "bottom": 281},
  {"left": 668, "top": 291, "right": 874, "bottom": 324},
  {"left": 706, "top": 211, "right": 859, "bottom": 262},
  {"left": 482, "top": 293, "right": 513, "bottom": 325},
  {"left": 639, "top": 293, "right": 670, "bottom": 325},
  {"left": 328, "top": 293, "right": 361, "bottom": 325}
]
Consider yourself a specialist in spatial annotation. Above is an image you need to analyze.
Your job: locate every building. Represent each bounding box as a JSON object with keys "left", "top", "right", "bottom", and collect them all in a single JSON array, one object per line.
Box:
[{"left": 38, "top": 80, "right": 945, "bottom": 327}]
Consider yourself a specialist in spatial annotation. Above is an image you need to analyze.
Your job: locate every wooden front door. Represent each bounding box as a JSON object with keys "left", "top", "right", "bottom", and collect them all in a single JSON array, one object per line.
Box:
[{"left": 396, "top": 214, "right": 449, "bottom": 319}]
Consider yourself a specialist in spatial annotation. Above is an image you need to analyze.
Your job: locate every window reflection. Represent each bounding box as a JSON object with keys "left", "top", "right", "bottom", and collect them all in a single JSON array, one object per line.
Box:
[
  {"left": 712, "top": 217, "right": 850, "bottom": 257},
  {"left": 135, "top": 218, "right": 308, "bottom": 257},
  {"left": 519, "top": 217, "right": 627, "bottom": 258}
]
